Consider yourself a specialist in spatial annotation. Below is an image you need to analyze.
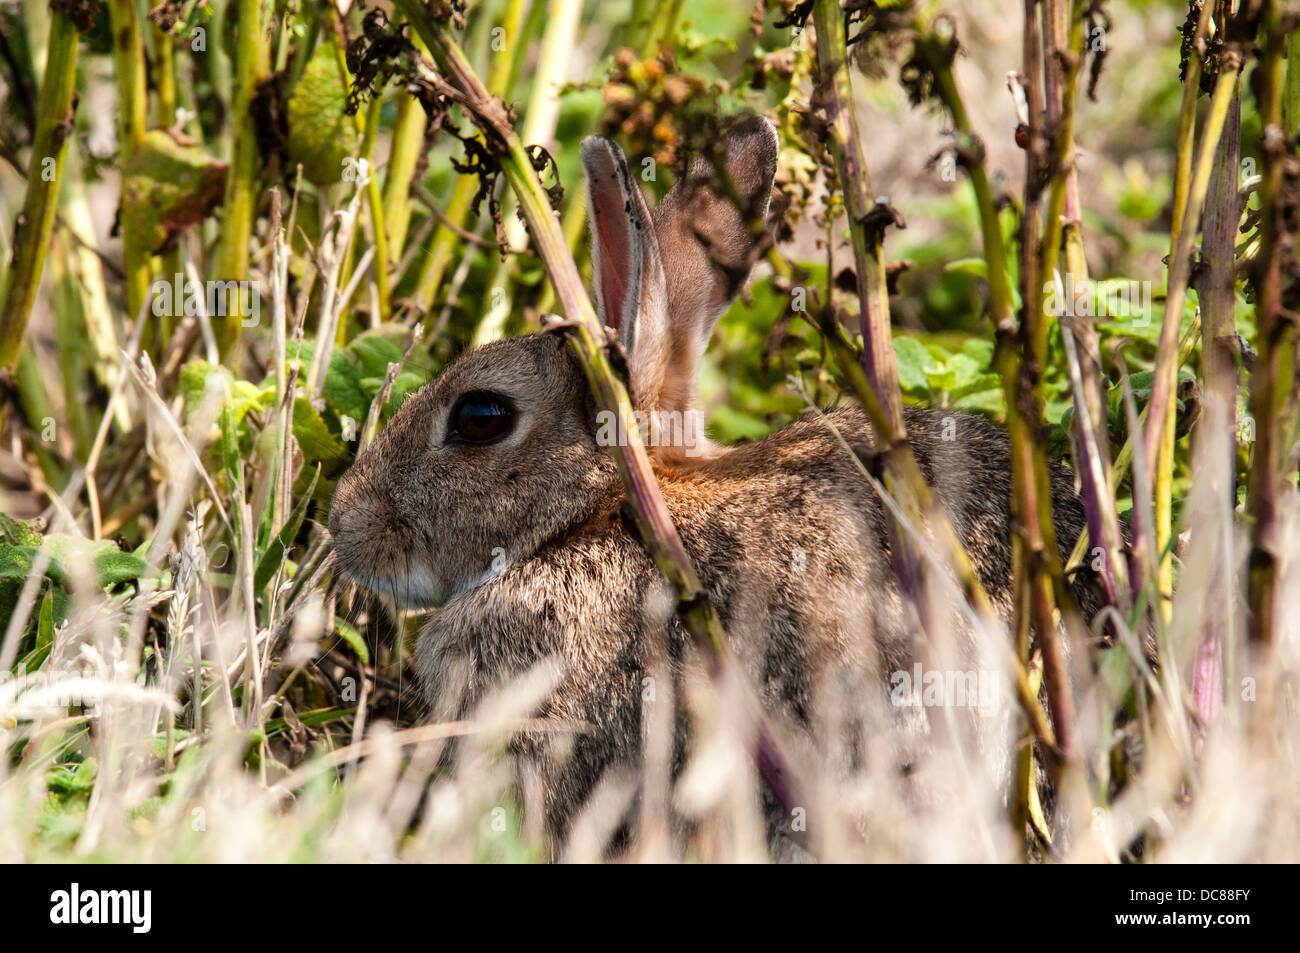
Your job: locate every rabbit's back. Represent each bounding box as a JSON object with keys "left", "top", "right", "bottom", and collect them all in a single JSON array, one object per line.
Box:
[{"left": 664, "top": 403, "right": 1093, "bottom": 650}]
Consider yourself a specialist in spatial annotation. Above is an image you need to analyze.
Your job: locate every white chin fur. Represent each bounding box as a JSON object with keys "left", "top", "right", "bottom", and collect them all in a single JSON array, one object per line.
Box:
[{"left": 358, "top": 558, "right": 509, "bottom": 609}]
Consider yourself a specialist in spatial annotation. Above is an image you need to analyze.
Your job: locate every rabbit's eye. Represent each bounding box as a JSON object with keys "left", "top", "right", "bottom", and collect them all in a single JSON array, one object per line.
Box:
[{"left": 450, "top": 391, "right": 516, "bottom": 445}]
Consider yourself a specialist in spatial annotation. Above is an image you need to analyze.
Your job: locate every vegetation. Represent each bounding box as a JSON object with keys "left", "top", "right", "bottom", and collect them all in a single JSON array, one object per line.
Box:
[{"left": 0, "top": 0, "right": 1297, "bottom": 861}]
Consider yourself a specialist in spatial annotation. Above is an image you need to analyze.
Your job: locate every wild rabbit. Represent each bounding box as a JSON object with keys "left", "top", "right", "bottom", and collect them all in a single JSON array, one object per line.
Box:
[{"left": 328, "top": 115, "right": 1102, "bottom": 854}]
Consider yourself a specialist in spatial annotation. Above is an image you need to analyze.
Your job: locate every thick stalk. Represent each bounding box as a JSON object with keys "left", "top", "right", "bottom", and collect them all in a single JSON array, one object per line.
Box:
[
  {"left": 383, "top": 84, "right": 427, "bottom": 264},
  {"left": 214, "top": 0, "right": 270, "bottom": 352},
  {"left": 1047, "top": 2, "right": 1127, "bottom": 607},
  {"left": 1143, "top": 66, "right": 1240, "bottom": 500},
  {"left": 0, "top": 6, "right": 81, "bottom": 380},
  {"left": 1192, "top": 83, "right": 1240, "bottom": 728},
  {"left": 361, "top": 93, "right": 391, "bottom": 321},
  {"left": 915, "top": 18, "right": 1079, "bottom": 796},
  {"left": 1287, "top": 28, "right": 1300, "bottom": 137},
  {"left": 813, "top": 0, "right": 904, "bottom": 428},
  {"left": 154, "top": 22, "right": 177, "bottom": 126},
  {"left": 1246, "top": 1, "right": 1291, "bottom": 649},
  {"left": 642, "top": 0, "right": 686, "bottom": 56},
  {"left": 107, "top": 0, "right": 149, "bottom": 321},
  {"left": 330, "top": 26, "right": 391, "bottom": 325},
  {"left": 413, "top": 4, "right": 522, "bottom": 322},
  {"left": 474, "top": 0, "right": 582, "bottom": 345},
  {"left": 1010, "top": 3, "right": 1085, "bottom": 807},
  {"left": 813, "top": 0, "right": 948, "bottom": 642},
  {"left": 1154, "top": 2, "right": 1209, "bottom": 619},
  {"left": 154, "top": 23, "right": 183, "bottom": 343}
]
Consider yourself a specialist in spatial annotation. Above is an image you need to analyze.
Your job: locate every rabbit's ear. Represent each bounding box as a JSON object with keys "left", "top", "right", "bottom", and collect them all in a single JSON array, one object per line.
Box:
[
  {"left": 651, "top": 116, "right": 779, "bottom": 415},
  {"left": 581, "top": 135, "right": 671, "bottom": 411}
]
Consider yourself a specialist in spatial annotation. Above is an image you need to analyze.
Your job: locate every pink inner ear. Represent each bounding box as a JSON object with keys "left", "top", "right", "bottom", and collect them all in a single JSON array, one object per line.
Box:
[{"left": 590, "top": 174, "right": 632, "bottom": 333}]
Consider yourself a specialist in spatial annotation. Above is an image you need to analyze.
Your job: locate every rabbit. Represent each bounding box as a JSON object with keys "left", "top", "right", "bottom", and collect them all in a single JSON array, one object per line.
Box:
[{"left": 328, "top": 115, "right": 1105, "bottom": 856}]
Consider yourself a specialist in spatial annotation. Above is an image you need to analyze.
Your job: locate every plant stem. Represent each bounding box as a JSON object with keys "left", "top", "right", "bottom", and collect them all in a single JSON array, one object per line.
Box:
[
  {"left": 1246, "top": 0, "right": 1292, "bottom": 650},
  {"left": 1192, "top": 79, "right": 1241, "bottom": 729},
  {"left": 813, "top": 0, "right": 904, "bottom": 428},
  {"left": 107, "top": 0, "right": 150, "bottom": 322},
  {"left": 0, "top": 6, "right": 81, "bottom": 381},
  {"left": 1144, "top": 64, "right": 1240, "bottom": 503},
  {"left": 1049, "top": 1, "right": 1128, "bottom": 612},
  {"left": 154, "top": 22, "right": 177, "bottom": 126},
  {"left": 214, "top": 0, "right": 270, "bottom": 353},
  {"left": 361, "top": 93, "right": 391, "bottom": 321},
  {"left": 383, "top": 75, "right": 427, "bottom": 265},
  {"left": 412, "top": 6, "right": 521, "bottom": 324},
  {"left": 813, "top": 0, "right": 957, "bottom": 641},
  {"left": 1008, "top": 3, "right": 1086, "bottom": 811},
  {"left": 642, "top": 0, "right": 685, "bottom": 57},
  {"left": 474, "top": 0, "right": 581, "bottom": 345},
  {"left": 914, "top": 16, "right": 1078, "bottom": 794}
]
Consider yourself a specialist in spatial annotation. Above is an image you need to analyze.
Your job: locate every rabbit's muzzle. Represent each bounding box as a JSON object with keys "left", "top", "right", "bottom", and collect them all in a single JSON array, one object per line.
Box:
[
  {"left": 330, "top": 464, "right": 404, "bottom": 597},
  {"left": 328, "top": 459, "right": 459, "bottom": 609},
  {"left": 327, "top": 465, "right": 381, "bottom": 583}
]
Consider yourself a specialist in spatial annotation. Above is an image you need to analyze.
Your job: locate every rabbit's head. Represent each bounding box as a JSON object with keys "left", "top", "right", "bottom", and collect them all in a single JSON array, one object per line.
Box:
[{"left": 329, "top": 116, "right": 779, "bottom": 606}]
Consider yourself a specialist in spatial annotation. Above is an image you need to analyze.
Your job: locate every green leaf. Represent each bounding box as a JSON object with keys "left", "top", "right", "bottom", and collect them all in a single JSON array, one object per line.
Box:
[
  {"left": 253, "top": 464, "right": 320, "bottom": 594},
  {"left": 292, "top": 398, "right": 348, "bottom": 464},
  {"left": 333, "top": 616, "right": 370, "bottom": 665},
  {"left": 286, "top": 39, "right": 353, "bottom": 186},
  {"left": 959, "top": 337, "right": 995, "bottom": 364},
  {"left": 120, "top": 129, "right": 227, "bottom": 256},
  {"left": 48, "top": 536, "right": 149, "bottom": 589},
  {"left": 18, "top": 587, "right": 57, "bottom": 672},
  {"left": 893, "top": 336, "right": 934, "bottom": 395},
  {"left": 179, "top": 360, "right": 231, "bottom": 414},
  {"left": 348, "top": 331, "right": 406, "bottom": 380},
  {"left": 284, "top": 341, "right": 369, "bottom": 420},
  {"left": 943, "top": 257, "right": 988, "bottom": 278},
  {"left": 46, "top": 757, "right": 98, "bottom": 797},
  {"left": 0, "top": 514, "right": 43, "bottom": 547},
  {"left": 0, "top": 544, "right": 47, "bottom": 583}
]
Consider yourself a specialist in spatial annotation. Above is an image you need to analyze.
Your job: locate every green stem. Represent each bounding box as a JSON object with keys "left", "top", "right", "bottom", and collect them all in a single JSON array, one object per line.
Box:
[
  {"left": 154, "top": 22, "right": 176, "bottom": 127},
  {"left": 383, "top": 81, "right": 427, "bottom": 265},
  {"left": 642, "top": 0, "right": 685, "bottom": 57},
  {"left": 474, "top": 0, "right": 582, "bottom": 345},
  {"left": 813, "top": 0, "right": 904, "bottom": 429},
  {"left": 414, "top": 0, "right": 525, "bottom": 326},
  {"left": 16, "top": 339, "right": 61, "bottom": 486},
  {"left": 1051, "top": 2, "right": 1127, "bottom": 610},
  {"left": 362, "top": 93, "right": 391, "bottom": 321},
  {"left": 0, "top": 7, "right": 81, "bottom": 380},
  {"left": 1286, "top": 28, "right": 1300, "bottom": 137},
  {"left": 107, "top": 0, "right": 150, "bottom": 322},
  {"left": 1246, "top": 0, "right": 1292, "bottom": 650},
  {"left": 1143, "top": 64, "right": 1240, "bottom": 490},
  {"left": 915, "top": 30, "right": 1015, "bottom": 328},
  {"left": 215, "top": 0, "right": 270, "bottom": 353}
]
